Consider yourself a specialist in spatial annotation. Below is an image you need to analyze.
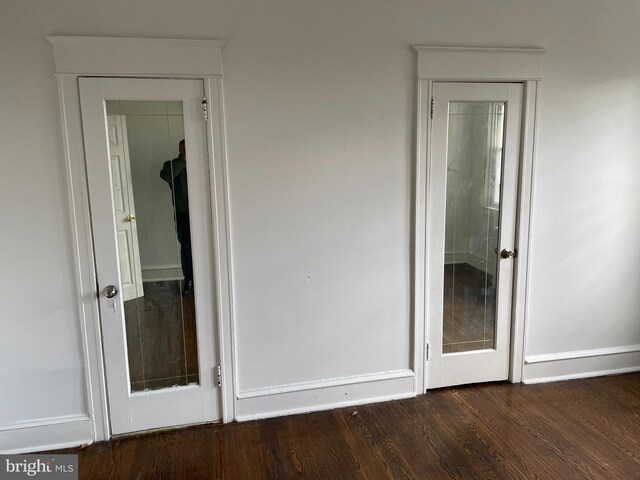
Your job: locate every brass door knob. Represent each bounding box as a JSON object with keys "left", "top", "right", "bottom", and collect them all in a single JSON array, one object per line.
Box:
[{"left": 126, "top": 214, "right": 136, "bottom": 222}]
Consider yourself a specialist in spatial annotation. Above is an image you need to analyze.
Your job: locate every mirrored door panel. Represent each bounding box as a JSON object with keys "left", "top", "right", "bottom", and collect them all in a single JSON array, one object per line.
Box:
[
  {"left": 443, "top": 102, "right": 505, "bottom": 354},
  {"left": 106, "top": 100, "right": 199, "bottom": 392}
]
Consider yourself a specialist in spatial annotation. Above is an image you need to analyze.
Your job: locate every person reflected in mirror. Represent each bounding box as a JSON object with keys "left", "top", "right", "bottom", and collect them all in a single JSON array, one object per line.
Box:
[{"left": 160, "top": 139, "right": 193, "bottom": 295}]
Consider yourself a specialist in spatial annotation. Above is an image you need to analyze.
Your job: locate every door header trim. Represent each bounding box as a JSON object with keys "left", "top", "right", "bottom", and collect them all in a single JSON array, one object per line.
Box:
[
  {"left": 413, "top": 45, "right": 545, "bottom": 81},
  {"left": 47, "top": 36, "right": 225, "bottom": 76}
]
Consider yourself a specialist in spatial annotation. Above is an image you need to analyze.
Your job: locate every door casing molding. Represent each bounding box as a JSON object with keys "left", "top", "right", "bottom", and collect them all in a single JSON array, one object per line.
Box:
[
  {"left": 47, "top": 36, "right": 235, "bottom": 441},
  {"left": 413, "top": 46, "right": 545, "bottom": 392}
]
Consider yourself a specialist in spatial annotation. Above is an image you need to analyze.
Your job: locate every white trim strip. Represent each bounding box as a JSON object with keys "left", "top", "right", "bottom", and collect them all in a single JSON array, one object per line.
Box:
[
  {"left": 525, "top": 344, "right": 640, "bottom": 364},
  {"left": 236, "top": 391, "right": 415, "bottom": 423},
  {"left": 522, "top": 365, "right": 640, "bottom": 385},
  {"left": 0, "top": 414, "right": 90, "bottom": 432},
  {"left": 2, "top": 441, "right": 91, "bottom": 456},
  {"left": 237, "top": 370, "right": 415, "bottom": 399},
  {"left": 0, "top": 416, "right": 93, "bottom": 454},
  {"left": 235, "top": 374, "right": 415, "bottom": 421},
  {"left": 413, "top": 46, "right": 546, "bottom": 54},
  {"left": 141, "top": 264, "right": 182, "bottom": 271}
]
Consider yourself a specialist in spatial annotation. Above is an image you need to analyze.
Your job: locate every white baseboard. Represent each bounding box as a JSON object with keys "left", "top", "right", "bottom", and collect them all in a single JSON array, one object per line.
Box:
[
  {"left": 444, "top": 252, "right": 495, "bottom": 277},
  {"left": 235, "top": 370, "right": 416, "bottom": 421},
  {"left": 444, "top": 251, "right": 467, "bottom": 265},
  {"left": 0, "top": 415, "right": 93, "bottom": 454},
  {"left": 523, "top": 345, "right": 640, "bottom": 384},
  {"left": 465, "top": 253, "right": 495, "bottom": 277},
  {"left": 141, "top": 264, "right": 183, "bottom": 282}
]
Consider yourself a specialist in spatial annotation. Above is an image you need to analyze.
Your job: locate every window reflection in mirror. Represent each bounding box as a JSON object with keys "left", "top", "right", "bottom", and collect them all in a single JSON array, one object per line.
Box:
[{"left": 106, "top": 100, "right": 199, "bottom": 392}]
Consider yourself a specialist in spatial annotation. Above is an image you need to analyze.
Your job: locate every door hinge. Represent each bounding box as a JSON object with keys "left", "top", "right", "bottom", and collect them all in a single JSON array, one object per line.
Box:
[
  {"left": 215, "top": 365, "right": 222, "bottom": 387},
  {"left": 202, "top": 97, "right": 209, "bottom": 122},
  {"left": 426, "top": 343, "right": 430, "bottom": 361},
  {"left": 430, "top": 97, "right": 434, "bottom": 119}
]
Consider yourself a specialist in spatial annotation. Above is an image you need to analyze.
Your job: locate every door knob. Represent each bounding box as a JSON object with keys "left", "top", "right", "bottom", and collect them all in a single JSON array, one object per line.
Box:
[
  {"left": 103, "top": 285, "right": 119, "bottom": 298},
  {"left": 126, "top": 214, "right": 136, "bottom": 222},
  {"left": 500, "top": 248, "right": 517, "bottom": 259}
]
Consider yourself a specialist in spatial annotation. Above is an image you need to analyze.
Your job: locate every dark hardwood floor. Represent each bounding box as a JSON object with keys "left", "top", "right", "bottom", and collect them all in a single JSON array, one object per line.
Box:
[{"left": 52, "top": 373, "right": 640, "bottom": 479}]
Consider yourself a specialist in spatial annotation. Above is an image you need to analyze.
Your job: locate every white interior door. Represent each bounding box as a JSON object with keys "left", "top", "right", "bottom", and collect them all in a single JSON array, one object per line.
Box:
[
  {"left": 426, "top": 82, "right": 523, "bottom": 389},
  {"left": 80, "top": 77, "right": 221, "bottom": 434},
  {"left": 107, "top": 115, "right": 144, "bottom": 301}
]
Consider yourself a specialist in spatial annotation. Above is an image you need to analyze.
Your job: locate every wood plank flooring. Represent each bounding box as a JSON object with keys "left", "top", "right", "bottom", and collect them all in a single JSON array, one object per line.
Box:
[{"left": 51, "top": 373, "right": 640, "bottom": 479}]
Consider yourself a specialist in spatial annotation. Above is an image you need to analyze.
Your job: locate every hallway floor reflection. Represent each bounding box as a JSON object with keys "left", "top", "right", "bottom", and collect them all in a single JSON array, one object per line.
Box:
[
  {"left": 124, "top": 280, "right": 199, "bottom": 391},
  {"left": 443, "top": 263, "right": 495, "bottom": 353}
]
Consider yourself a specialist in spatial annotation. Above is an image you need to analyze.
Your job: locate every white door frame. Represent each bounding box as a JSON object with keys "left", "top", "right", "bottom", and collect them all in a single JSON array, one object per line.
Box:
[
  {"left": 47, "top": 36, "right": 236, "bottom": 441},
  {"left": 413, "top": 46, "right": 545, "bottom": 392}
]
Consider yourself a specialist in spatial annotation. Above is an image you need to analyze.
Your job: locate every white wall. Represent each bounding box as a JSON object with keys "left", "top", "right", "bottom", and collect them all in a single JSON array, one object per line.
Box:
[{"left": 1, "top": 0, "right": 640, "bottom": 450}]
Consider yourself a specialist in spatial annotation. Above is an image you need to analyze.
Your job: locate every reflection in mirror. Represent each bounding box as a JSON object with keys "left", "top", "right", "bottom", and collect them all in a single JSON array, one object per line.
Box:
[
  {"left": 106, "top": 100, "right": 199, "bottom": 392},
  {"left": 442, "top": 102, "right": 505, "bottom": 354}
]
